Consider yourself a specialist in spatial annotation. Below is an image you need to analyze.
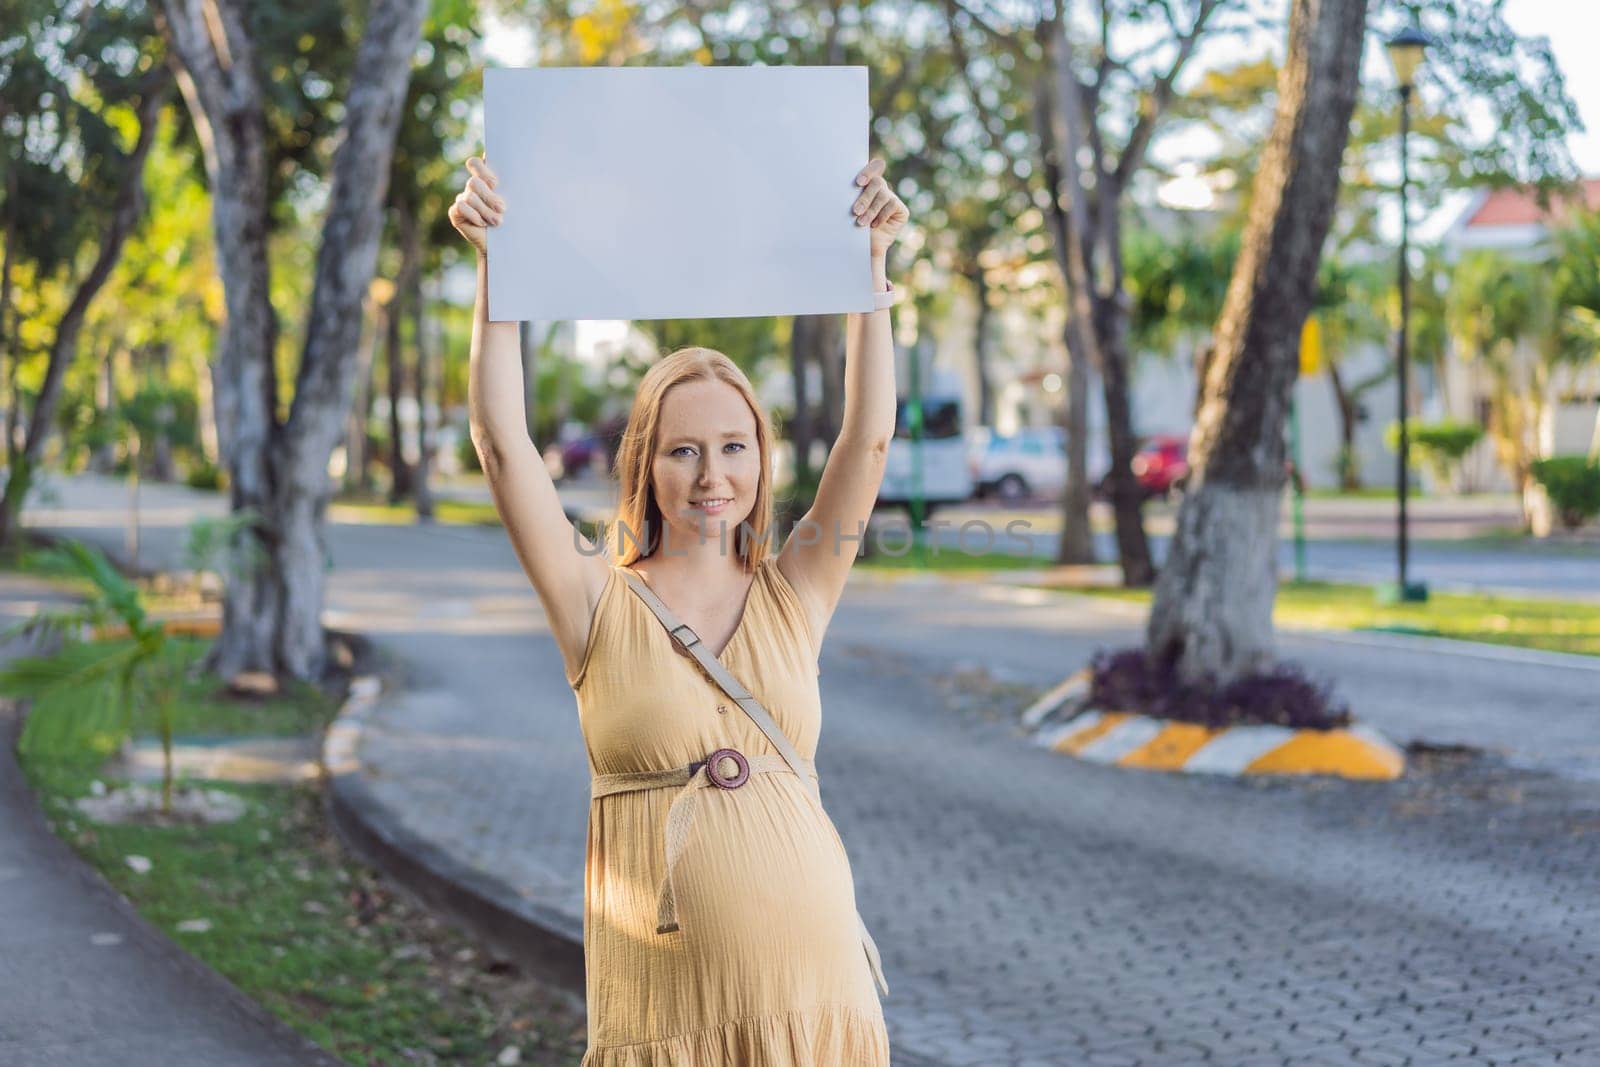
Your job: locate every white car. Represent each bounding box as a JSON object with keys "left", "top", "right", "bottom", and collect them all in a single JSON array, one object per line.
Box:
[
  {"left": 877, "top": 395, "right": 974, "bottom": 514},
  {"left": 968, "top": 426, "right": 1108, "bottom": 503}
]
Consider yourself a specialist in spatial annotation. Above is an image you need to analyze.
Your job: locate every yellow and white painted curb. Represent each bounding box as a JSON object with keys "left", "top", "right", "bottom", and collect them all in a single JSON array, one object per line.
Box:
[
  {"left": 1033, "top": 708, "right": 1406, "bottom": 780},
  {"left": 1023, "top": 671, "right": 1405, "bottom": 780}
]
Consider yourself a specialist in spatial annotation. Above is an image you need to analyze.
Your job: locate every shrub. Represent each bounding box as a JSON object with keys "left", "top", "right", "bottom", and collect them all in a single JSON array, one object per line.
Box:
[
  {"left": 456, "top": 431, "right": 482, "bottom": 474},
  {"left": 1384, "top": 419, "right": 1484, "bottom": 488},
  {"left": 1530, "top": 455, "right": 1600, "bottom": 529},
  {"left": 1088, "top": 647, "right": 1351, "bottom": 730},
  {"left": 185, "top": 459, "right": 226, "bottom": 491}
]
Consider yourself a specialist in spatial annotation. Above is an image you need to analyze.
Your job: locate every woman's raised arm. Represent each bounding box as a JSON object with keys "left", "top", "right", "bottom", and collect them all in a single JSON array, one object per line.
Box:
[
  {"left": 775, "top": 157, "right": 909, "bottom": 651},
  {"left": 449, "top": 156, "right": 611, "bottom": 686}
]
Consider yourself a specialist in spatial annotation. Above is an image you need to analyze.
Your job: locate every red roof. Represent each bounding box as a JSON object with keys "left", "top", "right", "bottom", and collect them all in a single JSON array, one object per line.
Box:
[{"left": 1466, "top": 178, "right": 1600, "bottom": 228}]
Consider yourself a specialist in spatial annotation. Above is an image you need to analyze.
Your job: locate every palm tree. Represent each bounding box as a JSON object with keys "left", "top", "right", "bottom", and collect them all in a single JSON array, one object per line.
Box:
[{"left": 1447, "top": 251, "right": 1547, "bottom": 524}]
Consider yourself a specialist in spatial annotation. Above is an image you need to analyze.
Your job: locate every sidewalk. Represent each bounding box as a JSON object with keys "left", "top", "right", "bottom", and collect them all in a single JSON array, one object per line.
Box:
[
  {"left": 0, "top": 572, "right": 337, "bottom": 1067},
  {"left": 20, "top": 472, "right": 1600, "bottom": 1064}
]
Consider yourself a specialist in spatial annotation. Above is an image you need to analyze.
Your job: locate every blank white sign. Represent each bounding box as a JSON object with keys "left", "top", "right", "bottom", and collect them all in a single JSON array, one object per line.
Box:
[{"left": 483, "top": 65, "right": 874, "bottom": 322}]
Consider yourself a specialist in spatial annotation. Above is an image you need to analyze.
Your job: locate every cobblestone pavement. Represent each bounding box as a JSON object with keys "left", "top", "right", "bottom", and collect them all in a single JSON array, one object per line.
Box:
[{"left": 27, "top": 474, "right": 1600, "bottom": 1065}]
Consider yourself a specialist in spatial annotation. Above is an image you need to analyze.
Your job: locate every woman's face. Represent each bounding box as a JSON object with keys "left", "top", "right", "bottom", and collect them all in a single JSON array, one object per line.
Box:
[{"left": 651, "top": 378, "right": 760, "bottom": 547}]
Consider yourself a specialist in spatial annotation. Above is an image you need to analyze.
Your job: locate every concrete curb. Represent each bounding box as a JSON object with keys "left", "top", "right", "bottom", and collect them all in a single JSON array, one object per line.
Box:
[
  {"left": 1033, "top": 709, "right": 1406, "bottom": 779},
  {"left": 321, "top": 673, "right": 960, "bottom": 1066},
  {"left": 322, "top": 671, "right": 589, "bottom": 1006},
  {"left": 1026, "top": 672, "right": 1407, "bottom": 780}
]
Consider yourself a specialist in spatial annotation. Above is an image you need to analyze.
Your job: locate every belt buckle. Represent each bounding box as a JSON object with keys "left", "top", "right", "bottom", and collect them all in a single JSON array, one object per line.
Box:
[{"left": 702, "top": 747, "right": 750, "bottom": 789}]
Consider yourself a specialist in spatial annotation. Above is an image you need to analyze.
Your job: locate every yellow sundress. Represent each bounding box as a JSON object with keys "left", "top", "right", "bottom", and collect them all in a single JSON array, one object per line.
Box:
[{"left": 567, "top": 556, "right": 890, "bottom": 1065}]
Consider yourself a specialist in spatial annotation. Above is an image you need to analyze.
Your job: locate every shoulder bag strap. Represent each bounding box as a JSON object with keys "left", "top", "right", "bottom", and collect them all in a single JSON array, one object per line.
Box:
[{"left": 618, "top": 568, "right": 813, "bottom": 789}]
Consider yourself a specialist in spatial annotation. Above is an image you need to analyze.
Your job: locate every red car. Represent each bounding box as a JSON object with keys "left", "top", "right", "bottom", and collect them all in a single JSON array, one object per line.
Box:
[{"left": 1095, "top": 434, "right": 1191, "bottom": 501}]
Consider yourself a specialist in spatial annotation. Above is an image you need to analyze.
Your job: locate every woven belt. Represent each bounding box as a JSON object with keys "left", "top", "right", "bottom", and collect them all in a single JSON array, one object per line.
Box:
[{"left": 590, "top": 748, "right": 889, "bottom": 997}]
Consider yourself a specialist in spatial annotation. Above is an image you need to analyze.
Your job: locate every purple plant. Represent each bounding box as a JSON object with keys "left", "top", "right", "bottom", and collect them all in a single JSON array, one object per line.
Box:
[{"left": 1088, "top": 647, "right": 1350, "bottom": 730}]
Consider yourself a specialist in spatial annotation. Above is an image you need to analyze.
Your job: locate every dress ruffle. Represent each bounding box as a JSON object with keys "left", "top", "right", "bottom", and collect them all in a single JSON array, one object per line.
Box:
[{"left": 580, "top": 1001, "right": 890, "bottom": 1066}]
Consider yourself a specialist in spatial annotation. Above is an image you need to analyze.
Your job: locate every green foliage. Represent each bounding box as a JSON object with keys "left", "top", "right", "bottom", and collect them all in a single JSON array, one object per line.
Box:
[
  {"left": 1447, "top": 218, "right": 1600, "bottom": 502},
  {"left": 0, "top": 538, "right": 188, "bottom": 808},
  {"left": 184, "top": 460, "right": 226, "bottom": 491},
  {"left": 387, "top": 1, "right": 482, "bottom": 258},
  {"left": 1177, "top": 2, "right": 1583, "bottom": 286},
  {"left": 1382, "top": 0, "right": 1584, "bottom": 186},
  {"left": 1125, "top": 224, "right": 1240, "bottom": 354},
  {"left": 1384, "top": 418, "right": 1484, "bottom": 486},
  {"left": 181, "top": 508, "right": 269, "bottom": 588},
  {"left": 1530, "top": 455, "right": 1600, "bottom": 530},
  {"left": 633, "top": 316, "right": 787, "bottom": 381},
  {"left": 0, "top": 0, "right": 164, "bottom": 276},
  {"left": 243, "top": 1, "right": 358, "bottom": 225},
  {"left": 1551, "top": 207, "right": 1600, "bottom": 358},
  {"left": 456, "top": 431, "right": 482, "bottom": 474}
]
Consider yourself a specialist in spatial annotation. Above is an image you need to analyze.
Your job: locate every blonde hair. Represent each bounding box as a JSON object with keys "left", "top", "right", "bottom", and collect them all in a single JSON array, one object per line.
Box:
[{"left": 607, "top": 347, "right": 777, "bottom": 572}]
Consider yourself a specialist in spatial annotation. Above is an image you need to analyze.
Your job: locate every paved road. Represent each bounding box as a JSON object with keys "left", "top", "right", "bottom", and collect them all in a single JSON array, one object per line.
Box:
[
  {"left": 547, "top": 478, "right": 1600, "bottom": 600},
  {"left": 0, "top": 574, "right": 334, "bottom": 1067},
  {"left": 24, "top": 473, "right": 1600, "bottom": 1065}
]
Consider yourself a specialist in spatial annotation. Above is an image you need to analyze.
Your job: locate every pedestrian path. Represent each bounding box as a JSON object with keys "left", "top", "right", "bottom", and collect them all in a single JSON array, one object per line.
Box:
[{"left": 0, "top": 573, "right": 336, "bottom": 1067}]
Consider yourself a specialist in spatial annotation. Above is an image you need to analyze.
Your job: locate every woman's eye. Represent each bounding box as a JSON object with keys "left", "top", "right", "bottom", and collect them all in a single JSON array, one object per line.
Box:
[{"left": 725, "top": 442, "right": 745, "bottom": 453}]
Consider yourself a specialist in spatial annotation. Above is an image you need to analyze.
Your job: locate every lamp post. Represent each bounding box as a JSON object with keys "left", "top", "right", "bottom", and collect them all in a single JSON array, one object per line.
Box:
[{"left": 1382, "top": 24, "right": 1431, "bottom": 605}]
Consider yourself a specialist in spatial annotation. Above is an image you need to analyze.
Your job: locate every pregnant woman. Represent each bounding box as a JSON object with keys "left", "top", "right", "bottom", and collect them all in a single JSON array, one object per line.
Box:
[{"left": 449, "top": 152, "right": 908, "bottom": 1065}]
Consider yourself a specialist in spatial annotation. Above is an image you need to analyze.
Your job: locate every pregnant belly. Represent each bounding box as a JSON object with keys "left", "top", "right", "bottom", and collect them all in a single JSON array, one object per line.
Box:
[{"left": 589, "top": 777, "right": 861, "bottom": 954}]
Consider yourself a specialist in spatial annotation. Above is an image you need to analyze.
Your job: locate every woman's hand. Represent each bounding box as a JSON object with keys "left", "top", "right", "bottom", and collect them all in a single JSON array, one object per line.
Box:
[
  {"left": 851, "top": 158, "right": 909, "bottom": 260},
  {"left": 448, "top": 156, "right": 504, "bottom": 256}
]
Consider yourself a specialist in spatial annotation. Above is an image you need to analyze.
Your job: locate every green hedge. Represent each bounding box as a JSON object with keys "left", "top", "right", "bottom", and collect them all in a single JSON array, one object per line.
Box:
[
  {"left": 1384, "top": 419, "right": 1484, "bottom": 487},
  {"left": 1530, "top": 455, "right": 1600, "bottom": 530}
]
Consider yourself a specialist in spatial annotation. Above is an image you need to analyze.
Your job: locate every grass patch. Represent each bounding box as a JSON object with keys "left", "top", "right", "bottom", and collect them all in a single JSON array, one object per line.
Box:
[
  {"left": 13, "top": 632, "right": 585, "bottom": 1065},
  {"left": 1303, "top": 487, "right": 1404, "bottom": 500},
  {"left": 1054, "top": 579, "right": 1600, "bottom": 658},
  {"left": 855, "top": 543, "right": 1045, "bottom": 571}
]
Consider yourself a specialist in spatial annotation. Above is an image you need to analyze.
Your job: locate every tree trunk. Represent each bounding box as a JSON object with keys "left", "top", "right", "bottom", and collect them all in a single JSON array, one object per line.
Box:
[
  {"left": 159, "top": 0, "right": 426, "bottom": 683},
  {"left": 788, "top": 315, "right": 816, "bottom": 487},
  {"left": 407, "top": 216, "right": 434, "bottom": 521},
  {"left": 0, "top": 168, "right": 15, "bottom": 462},
  {"left": 969, "top": 263, "right": 994, "bottom": 429},
  {"left": 519, "top": 321, "right": 538, "bottom": 445},
  {"left": 150, "top": 343, "right": 177, "bottom": 481},
  {"left": 1095, "top": 294, "right": 1154, "bottom": 584},
  {"left": 157, "top": 0, "right": 281, "bottom": 678},
  {"left": 1147, "top": 0, "right": 1370, "bottom": 685},
  {"left": 274, "top": 0, "right": 427, "bottom": 680},
  {"left": 196, "top": 346, "right": 220, "bottom": 471},
  {"left": 0, "top": 72, "right": 168, "bottom": 547},
  {"left": 384, "top": 275, "right": 412, "bottom": 501},
  {"left": 90, "top": 341, "right": 118, "bottom": 474},
  {"left": 344, "top": 292, "right": 379, "bottom": 494},
  {"left": 1056, "top": 320, "right": 1095, "bottom": 563},
  {"left": 1031, "top": 73, "right": 1094, "bottom": 564},
  {"left": 1325, "top": 357, "right": 1361, "bottom": 490},
  {"left": 815, "top": 314, "right": 845, "bottom": 444},
  {"left": 1041, "top": 19, "right": 1154, "bottom": 583}
]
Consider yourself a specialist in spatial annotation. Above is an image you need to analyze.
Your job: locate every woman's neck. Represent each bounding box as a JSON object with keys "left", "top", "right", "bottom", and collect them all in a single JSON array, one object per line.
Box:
[{"left": 642, "top": 523, "right": 748, "bottom": 579}]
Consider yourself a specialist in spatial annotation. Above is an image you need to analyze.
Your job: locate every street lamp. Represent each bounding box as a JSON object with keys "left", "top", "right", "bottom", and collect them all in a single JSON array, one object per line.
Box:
[{"left": 1381, "top": 23, "right": 1432, "bottom": 605}]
